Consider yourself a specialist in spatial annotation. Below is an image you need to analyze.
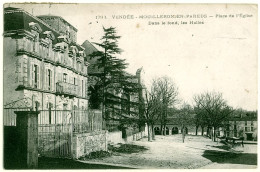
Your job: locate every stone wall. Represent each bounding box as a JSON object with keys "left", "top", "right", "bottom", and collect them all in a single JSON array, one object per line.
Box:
[
  {"left": 125, "top": 131, "right": 147, "bottom": 142},
  {"left": 107, "top": 131, "right": 124, "bottom": 144},
  {"left": 72, "top": 130, "right": 108, "bottom": 159}
]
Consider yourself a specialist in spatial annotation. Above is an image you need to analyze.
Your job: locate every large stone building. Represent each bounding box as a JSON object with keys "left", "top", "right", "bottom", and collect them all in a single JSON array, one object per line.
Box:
[
  {"left": 3, "top": 7, "right": 89, "bottom": 112},
  {"left": 3, "top": 7, "right": 107, "bottom": 160}
]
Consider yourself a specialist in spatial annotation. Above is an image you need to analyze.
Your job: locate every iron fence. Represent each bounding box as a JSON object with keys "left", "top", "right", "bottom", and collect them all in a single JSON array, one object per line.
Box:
[
  {"left": 38, "top": 110, "right": 102, "bottom": 133},
  {"left": 4, "top": 108, "right": 103, "bottom": 158}
]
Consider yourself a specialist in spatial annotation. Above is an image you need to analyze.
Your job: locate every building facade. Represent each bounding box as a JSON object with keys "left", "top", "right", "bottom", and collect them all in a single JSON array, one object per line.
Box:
[
  {"left": 4, "top": 7, "right": 89, "bottom": 112},
  {"left": 220, "top": 112, "right": 258, "bottom": 141}
]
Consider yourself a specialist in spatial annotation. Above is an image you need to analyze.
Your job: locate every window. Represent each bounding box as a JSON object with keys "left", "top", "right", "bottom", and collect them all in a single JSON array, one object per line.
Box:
[
  {"left": 82, "top": 80, "right": 84, "bottom": 96},
  {"left": 33, "top": 64, "right": 39, "bottom": 88},
  {"left": 47, "top": 69, "right": 52, "bottom": 90},
  {"left": 63, "top": 73, "right": 67, "bottom": 83},
  {"left": 251, "top": 121, "right": 254, "bottom": 126},
  {"left": 251, "top": 127, "right": 254, "bottom": 131},
  {"left": 48, "top": 103, "right": 53, "bottom": 124},
  {"left": 74, "top": 77, "right": 76, "bottom": 85},
  {"left": 245, "top": 127, "right": 248, "bottom": 132},
  {"left": 245, "top": 121, "right": 247, "bottom": 126}
]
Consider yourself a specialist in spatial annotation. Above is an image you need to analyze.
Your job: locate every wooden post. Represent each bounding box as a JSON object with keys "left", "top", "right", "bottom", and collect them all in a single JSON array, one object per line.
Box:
[{"left": 14, "top": 111, "right": 39, "bottom": 169}]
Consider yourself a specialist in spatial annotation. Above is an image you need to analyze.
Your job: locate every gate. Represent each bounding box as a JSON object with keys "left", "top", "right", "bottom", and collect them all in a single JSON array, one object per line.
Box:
[
  {"left": 4, "top": 98, "right": 103, "bottom": 159},
  {"left": 37, "top": 109, "right": 103, "bottom": 158},
  {"left": 38, "top": 110, "right": 72, "bottom": 158}
]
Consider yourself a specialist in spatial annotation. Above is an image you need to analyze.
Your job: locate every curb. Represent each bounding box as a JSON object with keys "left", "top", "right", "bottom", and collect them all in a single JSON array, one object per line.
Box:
[{"left": 77, "top": 160, "right": 142, "bottom": 169}]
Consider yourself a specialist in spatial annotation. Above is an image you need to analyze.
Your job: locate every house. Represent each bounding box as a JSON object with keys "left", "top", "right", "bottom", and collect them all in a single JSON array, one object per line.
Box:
[
  {"left": 3, "top": 7, "right": 106, "bottom": 159},
  {"left": 221, "top": 111, "right": 258, "bottom": 141},
  {"left": 4, "top": 7, "right": 88, "bottom": 112}
]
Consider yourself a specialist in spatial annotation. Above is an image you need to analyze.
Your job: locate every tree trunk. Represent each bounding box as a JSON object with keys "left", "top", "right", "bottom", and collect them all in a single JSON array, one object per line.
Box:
[
  {"left": 207, "top": 126, "right": 210, "bottom": 138},
  {"left": 201, "top": 126, "right": 204, "bottom": 136},
  {"left": 160, "top": 124, "right": 163, "bottom": 135},
  {"left": 213, "top": 126, "right": 216, "bottom": 142},
  {"left": 182, "top": 126, "right": 185, "bottom": 143},
  {"left": 195, "top": 126, "right": 198, "bottom": 135},
  {"left": 163, "top": 124, "right": 166, "bottom": 136},
  {"left": 152, "top": 124, "right": 155, "bottom": 140},
  {"left": 147, "top": 123, "right": 152, "bottom": 141},
  {"left": 211, "top": 128, "right": 214, "bottom": 141}
]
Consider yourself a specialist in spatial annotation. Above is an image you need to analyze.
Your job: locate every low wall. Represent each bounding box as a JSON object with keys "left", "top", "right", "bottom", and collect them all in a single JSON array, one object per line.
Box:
[
  {"left": 125, "top": 131, "right": 147, "bottom": 142},
  {"left": 72, "top": 130, "right": 108, "bottom": 159},
  {"left": 107, "top": 130, "right": 147, "bottom": 145},
  {"left": 107, "top": 131, "right": 124, "bottom": 144}
]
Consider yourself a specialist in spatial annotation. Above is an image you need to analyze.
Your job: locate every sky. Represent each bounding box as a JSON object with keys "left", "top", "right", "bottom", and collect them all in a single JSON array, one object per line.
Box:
[{"left": 5, "top": 3, "right": 258, "bottom": 111}]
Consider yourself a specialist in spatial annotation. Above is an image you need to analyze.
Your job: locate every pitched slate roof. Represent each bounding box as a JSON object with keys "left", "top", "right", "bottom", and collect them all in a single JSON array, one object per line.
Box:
[
  {"left": 4, "top": 7, "right": 83, "bottom": 51},
  {"left": 81, "top": 40, "right": 104, "bottom": 75}
]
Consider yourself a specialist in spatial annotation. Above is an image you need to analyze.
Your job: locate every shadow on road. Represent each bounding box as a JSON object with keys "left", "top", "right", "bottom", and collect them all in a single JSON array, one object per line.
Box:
[
  {"left": 211, "top": 145, "right": 230, "bottom": 151},
  {"left": 202, "top": 150, "right": 257, "bottom": 165},
  {"left": 38, "top": 157, "right": 133, "bottom": 169}
]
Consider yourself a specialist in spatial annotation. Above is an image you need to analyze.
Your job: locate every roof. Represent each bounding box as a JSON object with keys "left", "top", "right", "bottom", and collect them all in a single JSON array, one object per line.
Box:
[
  {"left": 229, "top": 111, "right": 257, "bottom": 121},
  {"left": 81, "top": 40, "right": 104, "bottom": 75},
  {"left": 4, "top": 7, "right": 83, "bottom": 51},
  {"left": 37, "top": 15, "right": 78, "bottom": 32}
]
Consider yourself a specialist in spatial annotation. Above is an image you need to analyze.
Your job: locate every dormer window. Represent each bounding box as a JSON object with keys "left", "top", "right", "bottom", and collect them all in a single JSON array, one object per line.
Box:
[
  {"left": 43, "top": 31, "right": 55, "bottom": 41},
  {"left": 29, "top": 22, "right": 42, "bottom": 33},
  {"left": 58, "top": 35, "right": 69, "bottom": 43}
]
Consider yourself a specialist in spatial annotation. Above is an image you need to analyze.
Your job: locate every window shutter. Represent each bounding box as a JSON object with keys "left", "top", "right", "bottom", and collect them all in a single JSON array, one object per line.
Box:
[
  {"left": 85, "top": 79, "right": 88, "bottom": 98},
  {"left": 37, "top": 65, "right": 40, "bottom": 89},
  {"left": 58, "top": 73, "right": 62, "bottom": 82},
  {"left": 23, "top": 58, "right": 27, "bottom": 85},
  {"left": 50, "top": 70, "right": 53, "bottom": 91},
  {"left": 45, "top": 68, "right": 48, "bottom": 90},
  {"left": 31, "top": 64, "right": 34, "bottom": 87}
]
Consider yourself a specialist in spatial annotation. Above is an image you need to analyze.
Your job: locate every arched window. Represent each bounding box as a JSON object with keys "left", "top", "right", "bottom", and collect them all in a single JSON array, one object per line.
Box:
[
  {"left": 154, "top": 127, "right": 160, "bottom": 135},
  {"left": 172, "top": 127, "right": 179, "bottom": 134}
]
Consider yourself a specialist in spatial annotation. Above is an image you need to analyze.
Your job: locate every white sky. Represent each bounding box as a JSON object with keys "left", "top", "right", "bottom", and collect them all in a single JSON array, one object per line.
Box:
[{"left": 5, "top": 3, "right": 258, "bottom": 111}]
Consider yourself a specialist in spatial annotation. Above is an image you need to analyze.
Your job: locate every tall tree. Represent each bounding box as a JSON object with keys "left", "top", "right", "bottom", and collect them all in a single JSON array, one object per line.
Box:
[
  {"left": 153, "top": 77, "right": 179, "bottom": 135},
  {"left": 142, "top": 81, "right": 163, "bottom": 141},
  {"left": 193, "top": 92, "right": 234, "bottom": 141},
  {"left": 89, "top": 27, "right": 140, "bottom": 128},
  {"left": 175, "top": 103, "right": 194, "bottom": 143}
]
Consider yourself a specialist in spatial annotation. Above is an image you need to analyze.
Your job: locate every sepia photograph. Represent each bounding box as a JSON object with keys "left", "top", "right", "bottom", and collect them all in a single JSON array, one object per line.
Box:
[{"left": 2, "top": 2, "right": 258, "bottom": 169}]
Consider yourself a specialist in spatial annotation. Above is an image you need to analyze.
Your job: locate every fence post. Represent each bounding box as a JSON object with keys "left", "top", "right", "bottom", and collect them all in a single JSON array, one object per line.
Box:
[
  {"left": 14, "top": 111, "right": 40, "bottom": 169},
  {"left": 71, "top": 110, "right": 74, "bottom": 159}
]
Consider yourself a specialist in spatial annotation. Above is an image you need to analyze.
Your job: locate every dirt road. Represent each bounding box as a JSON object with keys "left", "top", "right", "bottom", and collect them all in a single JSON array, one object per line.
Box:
[{"left": 82, "top": 135, "right": 257, "bottom": 169}]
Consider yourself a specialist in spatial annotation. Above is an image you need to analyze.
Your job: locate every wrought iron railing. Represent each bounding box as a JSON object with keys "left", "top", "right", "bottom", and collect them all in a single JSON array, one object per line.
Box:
[{"left": 56, "top": 82, "right": 78, "bottom": 97}]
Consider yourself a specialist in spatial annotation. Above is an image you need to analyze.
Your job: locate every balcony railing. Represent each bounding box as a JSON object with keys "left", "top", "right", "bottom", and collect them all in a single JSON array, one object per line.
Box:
[
  {"left": 16, "top": 38, "right": 88, "bottom": 76},
  {"left": 56, "top": 82, "right": 78, "bottom": 97}
]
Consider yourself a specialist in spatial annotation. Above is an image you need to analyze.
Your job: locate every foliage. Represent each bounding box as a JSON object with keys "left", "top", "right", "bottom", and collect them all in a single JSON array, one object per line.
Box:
[
  {"left": 152, "top": 76, "right": 179, "bottom": 135},
  {"left": 193, "top": 92, "right": 233, "bottom": 141},
  {"left": 193, "top": 92, "right": 233, "bottom": 129},
  {"left": 88, "top": 26, "right": 141, "bottom": 122},
  {"left": 79, "top": 151, "right": 112, "bottom": 160},
  {"left": 176, "top": 103, "right": 195, "bottom": 128},
  {"left": 108, "top": 143, "right": 148, "bottom": 154},
  {"left": 175, "top": 103, "right": 194, "bottom": 142}
]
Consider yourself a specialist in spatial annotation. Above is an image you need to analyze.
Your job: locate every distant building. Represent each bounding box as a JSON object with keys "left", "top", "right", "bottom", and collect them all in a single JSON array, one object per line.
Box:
[
  {"left": 221, "top": 111, "right": 257, "bottom": 141},
  {"left": 153, "top": 113, "right": 204, "bottom": 136}
]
